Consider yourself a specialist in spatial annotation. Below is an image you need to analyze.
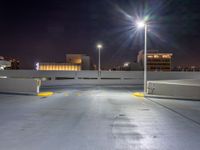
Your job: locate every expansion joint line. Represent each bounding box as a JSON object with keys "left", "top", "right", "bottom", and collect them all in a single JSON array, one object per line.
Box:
[{"left": 146, "top": 98, "right": 200, "bottom": 128}]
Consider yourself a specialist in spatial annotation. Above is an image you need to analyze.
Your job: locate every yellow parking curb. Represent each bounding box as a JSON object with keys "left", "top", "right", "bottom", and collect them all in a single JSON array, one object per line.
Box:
[
  {"left": 76, "top": 93, "right": 81, "bottom": 96},
  {"left": 132, "top": 92, "right": 144, "bottom": 97},
  {"left": 64, "top": 93, "right": 69, "bottom": 96},
  {"left": 37, "top": 92, "right": 54, "bottom": 97}
]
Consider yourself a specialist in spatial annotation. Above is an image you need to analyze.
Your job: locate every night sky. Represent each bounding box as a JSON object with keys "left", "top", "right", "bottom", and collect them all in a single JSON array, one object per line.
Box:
[{"left": 0, "top": 0, "right": 200, "bottom": 69}]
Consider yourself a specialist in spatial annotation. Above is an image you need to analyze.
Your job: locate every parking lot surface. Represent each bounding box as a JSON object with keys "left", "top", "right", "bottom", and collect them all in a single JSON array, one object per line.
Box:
[{"left": 0, "top": 86, "right": 200, "bottom": 150}]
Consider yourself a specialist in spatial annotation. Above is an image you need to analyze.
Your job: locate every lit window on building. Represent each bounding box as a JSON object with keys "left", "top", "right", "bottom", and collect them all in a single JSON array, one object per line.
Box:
[{"left": 37, "top": 63, "right": 81, "bottom": 71}]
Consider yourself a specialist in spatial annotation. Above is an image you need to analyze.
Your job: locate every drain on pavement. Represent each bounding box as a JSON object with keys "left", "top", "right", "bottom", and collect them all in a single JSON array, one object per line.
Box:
[
  {"left": 119, "top": 114, "right": 126, "bottom": 117},
  {"left": 40, "top": 97, "right": 47, "bottom": 99}
]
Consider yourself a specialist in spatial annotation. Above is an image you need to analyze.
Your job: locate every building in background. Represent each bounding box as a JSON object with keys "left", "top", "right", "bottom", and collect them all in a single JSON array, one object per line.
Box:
[
  {"left": 112, "top": 62, "right": 143, "bottom": 71},
  {"left": 137, "top": 50, "right": 173, "bottom": 71},
  {"left": 36, "top": 53, "right": 92, "bottom": 71},
  {"left": 0, "top": 56, "right": 11, "bottom": 70},
  {"left": 0, "top": 56, "right": 20, "bottom": 70},
  {"left": 66, "top": 54, "right": 91, "bottom": 70}
]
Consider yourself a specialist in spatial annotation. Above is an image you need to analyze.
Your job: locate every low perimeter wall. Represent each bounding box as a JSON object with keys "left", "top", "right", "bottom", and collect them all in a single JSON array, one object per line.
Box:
[
  {"left": 0, "top": 78, "right": 40, "bottom": 95},
  {"left": 0, "top": 70, "right": 200, "bottom": 87},
  {"left": 147, "top": 79, "right": 200, "bottom": 100}
]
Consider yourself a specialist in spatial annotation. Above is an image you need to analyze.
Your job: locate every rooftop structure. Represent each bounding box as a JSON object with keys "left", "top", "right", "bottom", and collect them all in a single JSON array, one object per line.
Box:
[{"left": 0, "top": 69, "right": 200, "bottom": 149}]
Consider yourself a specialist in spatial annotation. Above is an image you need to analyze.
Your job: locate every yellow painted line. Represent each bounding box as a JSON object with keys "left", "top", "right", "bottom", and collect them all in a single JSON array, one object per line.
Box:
[
  {"left": 37, "top": 92, "right": 54, "bottom": 97},
  {"left": 132, "top": 92, "right": 144, "bottom": 98},
  {"left": 64, "top": 93, "right": 69, "bottom": 96}
]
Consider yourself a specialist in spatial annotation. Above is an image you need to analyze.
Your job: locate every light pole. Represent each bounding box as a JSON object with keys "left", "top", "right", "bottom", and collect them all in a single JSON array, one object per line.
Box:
[
  {"left": 97, "top": 44, "right": 102, "bottom": 72},
  {"left": 136, "top": 20, "right": 147, "bottom": 94}
]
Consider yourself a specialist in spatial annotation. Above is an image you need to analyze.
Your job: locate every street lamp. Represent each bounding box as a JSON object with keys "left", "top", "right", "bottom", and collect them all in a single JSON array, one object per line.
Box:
[
  {"left": 136, "top": 20, "right": 147, "bottom": 94},
  {"left": 97, "top": 44, "right": 102, "bottom": 72}
]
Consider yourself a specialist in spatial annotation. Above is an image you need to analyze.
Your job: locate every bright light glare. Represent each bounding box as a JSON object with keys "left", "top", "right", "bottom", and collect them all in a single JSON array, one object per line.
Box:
[
  {"left": 36, "top": 62, "right": 39, "bottom": 70},
  {"left": 136, "top": 21, "right": 146, "bottom": 28},
  {"left": 97, "top": 44, "right": 102, "bottom": 49},
  {"left": 124, "top": 62, "right": 130, "bottom": 67}
]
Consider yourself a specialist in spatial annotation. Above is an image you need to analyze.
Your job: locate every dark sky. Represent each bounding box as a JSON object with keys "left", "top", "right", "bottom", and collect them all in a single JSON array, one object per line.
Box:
[{"left": 0, "top": 0, "right": 200, "bottom": 69}]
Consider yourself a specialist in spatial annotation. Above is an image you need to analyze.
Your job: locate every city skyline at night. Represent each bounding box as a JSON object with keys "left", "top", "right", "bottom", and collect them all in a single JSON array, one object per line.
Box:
[{"left": 0, "top": 0, "right": 200, "bottom": 69}]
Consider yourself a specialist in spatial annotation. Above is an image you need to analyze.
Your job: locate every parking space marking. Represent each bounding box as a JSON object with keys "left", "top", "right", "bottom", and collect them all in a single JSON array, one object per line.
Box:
[
  {"left": 76, "top": 93, "right": 81, "bottom": 96},
  {"left": 38, "top": 92, "right": 54, "bottom": 97}
]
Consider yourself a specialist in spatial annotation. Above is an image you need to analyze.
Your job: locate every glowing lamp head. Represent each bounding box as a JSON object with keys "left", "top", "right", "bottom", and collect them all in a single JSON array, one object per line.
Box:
[
  {"left": 136, "top": 21, "right": 146, "bottom": 28},
  {"left": 97, "top": 44, "right": 102, "bottom": 49}
]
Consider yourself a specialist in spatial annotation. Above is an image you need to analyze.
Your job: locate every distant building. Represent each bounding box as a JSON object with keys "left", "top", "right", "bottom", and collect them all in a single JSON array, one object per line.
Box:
[
  {"left": 0, "top": 56, "right": 20, "bottom": 70},
  {"left": 36, "top": 53, "right": 93, "bottom": 71},
  {"left": 137, "top": 50, "right": 173, "bottom": 71},
  {"left": 0, "top": 59, "right": 11, "bottom": 70},
  {"left": 66, "top": 54, "right": 91, "bottom": 70},
  {"left": 122, "top": 62, "right": 143, "bottom": 71},
  {"left": 111, "top": 62, "right": 143, "bottom": 71}
]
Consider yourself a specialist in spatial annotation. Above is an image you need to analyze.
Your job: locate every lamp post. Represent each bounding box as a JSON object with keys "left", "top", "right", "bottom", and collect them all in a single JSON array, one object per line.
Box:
[
  {"left": 136, "top": 21, "right": 147, "bottom": 94},
  {"left": 97, "top": 44, "right": 102, "bottom": 72}
]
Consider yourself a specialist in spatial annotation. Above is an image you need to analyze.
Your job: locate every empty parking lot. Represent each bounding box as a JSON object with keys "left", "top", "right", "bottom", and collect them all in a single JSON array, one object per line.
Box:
[{"left": 0, "top": 86, "right": 200, "bottom": 150}]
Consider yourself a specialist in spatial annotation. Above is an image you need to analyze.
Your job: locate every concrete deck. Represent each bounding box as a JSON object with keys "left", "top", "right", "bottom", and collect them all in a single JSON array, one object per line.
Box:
[{"left": 0, "top": 86, "right": 200, "bottom": 150}]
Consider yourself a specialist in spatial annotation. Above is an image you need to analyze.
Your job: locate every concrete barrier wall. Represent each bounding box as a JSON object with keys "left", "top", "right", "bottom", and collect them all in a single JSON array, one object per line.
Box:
[
  {"left": 147, "top": 72, "right": 200, "bottom": 80},
  {"left": 147, "top": 79, "right": 200, "bottom": 100},
  {"left": 0, "top": 70, "right": 200, "bottom": 86},
  {"left": 0, "top": 78, "right": 40, "bottom": 95},
  {"left": 0, "top": 70, "right": 144, "bottom": 86}
]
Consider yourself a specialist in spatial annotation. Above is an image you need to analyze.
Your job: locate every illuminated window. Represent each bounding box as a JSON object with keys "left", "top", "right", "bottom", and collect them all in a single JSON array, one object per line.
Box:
[
  {"left": 71, "top": 65, "right": 75, "bottom": 70},
  {"left": 38, "top": 63, "right": 82, "bottom": 71},
  {"left": 147, "top": 55, "right": 153, "bottom": 58},
  {"left": 154, "top": 55, "right": 159, "bottom": 58},
  {"left": 69, "top": 65, "right": 72, "bottom": 70},
  {"left": 74, "top": 59, "right": 82, "bottom": 64}
]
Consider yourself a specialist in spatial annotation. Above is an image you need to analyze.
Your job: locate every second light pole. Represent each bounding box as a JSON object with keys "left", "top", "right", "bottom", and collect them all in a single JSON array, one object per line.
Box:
[{"left": 97, "top": 44, "right": 102, "bottom": 72}]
